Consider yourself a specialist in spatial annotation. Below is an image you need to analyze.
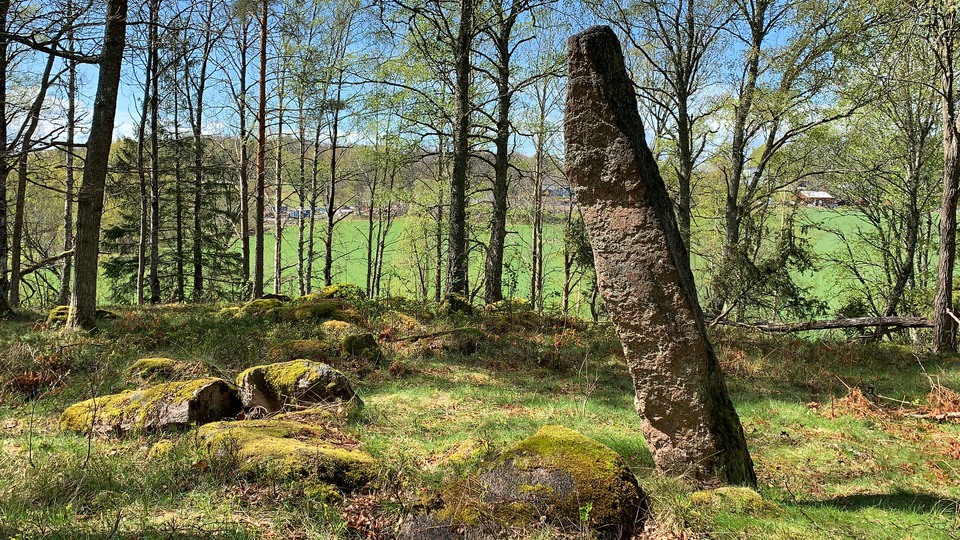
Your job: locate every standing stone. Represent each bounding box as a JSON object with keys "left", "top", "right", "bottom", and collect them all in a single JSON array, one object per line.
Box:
[{"left": 564, "top": 26, "right": 756, "bottom": 487}]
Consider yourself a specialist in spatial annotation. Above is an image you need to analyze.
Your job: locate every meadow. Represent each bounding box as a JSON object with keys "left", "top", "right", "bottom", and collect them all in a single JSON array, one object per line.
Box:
[{"left": 0, "top": 296, "right": 957, "bottom": 538}]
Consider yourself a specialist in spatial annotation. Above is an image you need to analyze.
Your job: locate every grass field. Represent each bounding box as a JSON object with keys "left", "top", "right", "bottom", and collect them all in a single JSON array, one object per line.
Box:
[
  {"left": 254, "top": 206, "right": 868, "bottom": 314},
  {"left": 0, "top": 299, "right": 957, "bottom": 538}
]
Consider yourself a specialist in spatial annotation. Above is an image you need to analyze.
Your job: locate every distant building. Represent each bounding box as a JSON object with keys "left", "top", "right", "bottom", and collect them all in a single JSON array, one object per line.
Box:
[{"left": 797, "top": 190, "right": 838, "bottom": 207}]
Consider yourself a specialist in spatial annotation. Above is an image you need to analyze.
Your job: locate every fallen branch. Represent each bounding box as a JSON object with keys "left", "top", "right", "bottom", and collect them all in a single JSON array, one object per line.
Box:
[
  {"left": 713, "top": 316, "right": 932, "bottom": 333},
  {"left": 20, "top": 250, "right": 74, "bottom": 277},
  {"left": 395, "top": 327, "right": 482, "bottom": 343}
]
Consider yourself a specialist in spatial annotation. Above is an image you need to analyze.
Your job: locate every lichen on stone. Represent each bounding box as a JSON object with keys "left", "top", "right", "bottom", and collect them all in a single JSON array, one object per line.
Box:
[
  {"left": 197, "top": 419, "right": 376, "bottom": 488},
  {"left": 236, "top": 359, "right": 358, "bottom": 412},
  {"left": 404, "top": 425, "right": 647, "bottom": 540},
  {"left": 59, "top": 377, "right": 241, "bottom": 435}
]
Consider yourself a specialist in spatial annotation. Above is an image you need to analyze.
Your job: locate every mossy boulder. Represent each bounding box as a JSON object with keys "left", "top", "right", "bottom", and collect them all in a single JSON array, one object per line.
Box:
[
  {"left": 127, "top": 357, "right": 205, "bottom": 382},
  {"left": 266, "top": 339, "right": 333, "bottom": 363},
  {"left": 237, "top": 298, "right": 283, "bottom": 318},
  {"left": 59, "top": 378, "right": 242, "bottom": 436},
  {"left": 439, "top": 292, "right": 473, "bottom": 316},
  {"left": 401, "top": 425, "right": 647, "bottom": 540},
  {"left": 485, "top": 297, "right": 532, "bottom": 313},
  {"left": 46, "top": 305, "right": 71, "bottom": 325},
  {"left": 320, "top": 320, "right": 362, "bottom": 340},
  {"left": 45, "top": 306, "right": 116, "bottom": 326},
  {"left": 281, "top": 298, "right": 341, "bottom": 322},
  {"left": 236, "top": 360, "right": 359, "bottom": 413},
  {"left": 379, "top": 310, "right": 422, "bottom": 335},
  {"left": 197, "top": 419, "right": 376, "bottom": 488},
  {"left": 342, "top": 333, "right": 380, "bottom": 359},
  {"left": 690, "top": 487, "right": 774, "bottom": 514},
  {"left": 313, "top": 283, "right": 366, "bottom": 302}
]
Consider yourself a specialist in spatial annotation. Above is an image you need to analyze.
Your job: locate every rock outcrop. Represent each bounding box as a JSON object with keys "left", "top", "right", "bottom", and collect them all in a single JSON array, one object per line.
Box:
[
  {"left": 236, "top": 359, "right": 359, "bottom": 413},
  {"left": 60, "top": 378, "right": 241, "bottom": 435},
  {"left": 564, "top": 26, "right": 755, "bottom": 486}
]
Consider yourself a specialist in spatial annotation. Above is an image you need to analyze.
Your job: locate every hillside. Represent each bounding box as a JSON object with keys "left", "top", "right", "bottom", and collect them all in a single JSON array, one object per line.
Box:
[{"left": 0, "top": 291, "right": 957, "bottom": 539}]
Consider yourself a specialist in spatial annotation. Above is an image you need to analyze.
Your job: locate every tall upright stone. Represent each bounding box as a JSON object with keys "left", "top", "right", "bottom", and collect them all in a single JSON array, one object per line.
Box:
[{"left": 565, "top": 26, "right": 756, "bottom": 487}]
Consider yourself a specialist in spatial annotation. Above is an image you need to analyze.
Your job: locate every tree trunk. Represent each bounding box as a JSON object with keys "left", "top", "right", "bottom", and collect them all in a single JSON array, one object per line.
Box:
[
  {"left": 934, "top": 10, "right": 960, "bottom": 353},
  {"left": 253, "top": 0, "right": 267, "bottom": 299},
  {"left": 565, "top": 27, "right": 756, "bottom": 486},
  {"left": 10, "top": 52, "right": 57, "bottom": 307},
  {"left": 238, "top": 19, "right": 251, "bottom": 298},
  {"left": 191, "top": 9, "right": 214, "bottom": 302},
  {"left": 274, "top": 77, "right": 284, "bottom": 295},
  {"left": 446, "top": 0, "right": 473, "bottom": 296},
  {"left": 57, "top": 24, "right": 78, "bottom": 306},
  {"left": 483, "top": 16, "right": 515, "bottom": 305},
  {"left": 174, "top": 85, "right": 185, "bottom": 302},
  {"left": 148, "top": 0, "right": 161, "bottom": 304},
  {"left": 68, "top": 0, "right": 128, "bottom": 329}
]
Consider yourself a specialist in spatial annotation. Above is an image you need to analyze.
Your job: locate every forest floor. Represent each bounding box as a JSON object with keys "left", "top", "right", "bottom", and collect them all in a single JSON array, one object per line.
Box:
[{"left": 0, "top": 297, "right": 957, "bottom": 539}]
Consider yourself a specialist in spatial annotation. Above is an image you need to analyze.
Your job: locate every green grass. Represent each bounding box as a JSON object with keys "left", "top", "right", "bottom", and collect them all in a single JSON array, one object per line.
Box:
[{"left": 0, "top": 300, "right": 958, "bottom": 538}]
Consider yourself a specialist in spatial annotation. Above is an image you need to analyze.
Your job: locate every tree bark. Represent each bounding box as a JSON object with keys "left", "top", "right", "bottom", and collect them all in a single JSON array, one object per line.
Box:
[
  {"left": 446, "top": 0, "right": 474, "bottom": 296},
  {"left": 934, "top": 8, "right": 960, "bottom": 353},
  {"left": 57, "top": 18, "right": 78, "bottom": 306},
  {"left": 253, "top": 0, "right": 268, "bottom": 299},
  {"left": 10, "top": 51, "right": 57, "bottom": 307},
  {"left": 148, "top": 0, "right": 161, "bottom": 304},
  {"left": 565, "top": 26, "right": 755, "bottom": 486},
  {"left": 68, "top": 0, "right": 128, "bottom": 329}
]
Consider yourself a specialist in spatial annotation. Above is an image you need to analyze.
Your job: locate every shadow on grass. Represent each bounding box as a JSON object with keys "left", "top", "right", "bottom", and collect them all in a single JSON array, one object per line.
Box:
[{"left": 802, "top": 490, "right": 958, "bottom": 515}]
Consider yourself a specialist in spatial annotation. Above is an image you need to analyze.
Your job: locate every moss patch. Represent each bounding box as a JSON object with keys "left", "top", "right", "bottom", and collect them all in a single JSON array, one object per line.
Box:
[
  {"left": 418, "top": 425, "right": 647, "bottom": 539},
  {"left": 197, "top": 419, "right": 375, "bottom": 488},
  {"left": 342, "top": 333, "right": 379, "bottom": 359},
  {"left": 127, "top": 358, "right": 205, "bottom": 382},
  {"left": 690, "top": 486, "right": 776, "bottom": 515},
  {"left": 266, "top": 339, "right": 333, "bottom": 363}
]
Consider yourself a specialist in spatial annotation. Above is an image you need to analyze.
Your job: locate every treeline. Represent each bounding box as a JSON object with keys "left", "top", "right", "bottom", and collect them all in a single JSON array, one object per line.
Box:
[{"left": 5, "top": 0, "right": 960, "bottom": 350}]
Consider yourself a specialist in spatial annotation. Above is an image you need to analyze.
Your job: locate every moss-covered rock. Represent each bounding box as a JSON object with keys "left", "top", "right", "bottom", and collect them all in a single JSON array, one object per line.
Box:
[
  {"left": 690, "top": 486, "right": 774, "bottom": 514},
  {"left": 216, "top": 306, "right": 241, "bottom": 318},
  {"left": 342, "top": 333, "right": 379, "bottom": 358},
  {"left": 236, "top": 359, "right": 359, "bottom": 413},
  {"left": 197, "top": 419, "right": 376, "bottom": 488},
  {"left": 282, "top": 299, "right": 340, "bottom": 322},
  {"left": 46, "top": 305, "right": 71, "bottom": 325},
  {"left": 266, "top": 339, "right": 333, "bottom": 363},
  {"left": 313, "top": 283, "right": 366, "bottom": 302},
  {"left": 127, "top": 357, "right": 205, "bottom": 382},
  {"left": 59, "top": 378, "right": 242, "bottom": 436},
  {"left": 237, "top": 298, "right": 283, "bottom": 317},
  {"left": 148, "top": 439, "right": 175, "bottom": 460},
  {"left": 402, "top": 425, "right": 647, "bottom": 540},
  {"left": 439, "top": 292, "right": 473, "bottom": 316},
  {"left": 485, "top": 297, "right": 532, "bottom": 313},
  {"left": 320, "top": 320, "right": 362, "bottom": 340},
  {"left": 379, "top": 310, "right": 423, "bottom": 335}
]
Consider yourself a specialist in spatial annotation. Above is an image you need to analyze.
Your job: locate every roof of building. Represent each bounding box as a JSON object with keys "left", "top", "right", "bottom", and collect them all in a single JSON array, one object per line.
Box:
[{"left": 799, "top": 190, "right": 835, "bottom": 199}]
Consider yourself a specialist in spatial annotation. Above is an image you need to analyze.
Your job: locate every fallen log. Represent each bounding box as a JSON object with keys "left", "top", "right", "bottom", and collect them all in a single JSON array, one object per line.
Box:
[{"left": 713, "top": 316, "right": 932, "bottom": 333}]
